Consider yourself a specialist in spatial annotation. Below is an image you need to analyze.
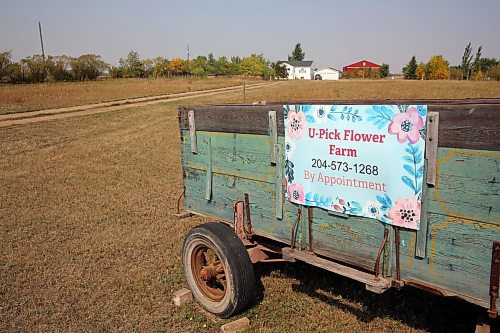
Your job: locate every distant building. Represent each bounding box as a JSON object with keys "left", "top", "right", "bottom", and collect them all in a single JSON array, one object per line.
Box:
[
  {"left": 343, "top": 60, "right": 381, "bottom": 77},
  {"left": 314, "top": 67, "right": 341, "bottom": 80},
  {"left": 282, "top": 61, "right": 313, "bottom": 80}
]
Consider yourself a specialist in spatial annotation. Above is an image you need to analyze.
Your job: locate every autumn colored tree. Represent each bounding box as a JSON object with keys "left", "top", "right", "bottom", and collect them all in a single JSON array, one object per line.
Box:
[
  {"left": 426, "top": 55, "right": 450, "bottom": 80},
  {"left": 416, "top": 62, "right": 425, "bottom": 80},
  {"left": 168, "top": 58, "right": 187, "bottom": 75},
  {"left": 151, "top": 56, "right": 169, "bottom": 78}
]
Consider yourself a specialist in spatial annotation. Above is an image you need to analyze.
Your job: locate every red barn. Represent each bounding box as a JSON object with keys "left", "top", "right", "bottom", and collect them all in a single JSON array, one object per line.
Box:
[{"left": 343, "top": 60, "right": 381, "bottom": 73}]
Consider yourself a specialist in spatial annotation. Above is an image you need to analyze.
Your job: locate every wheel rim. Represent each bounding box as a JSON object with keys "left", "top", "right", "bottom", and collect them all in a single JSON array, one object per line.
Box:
[{"left": 191, "top": 244, "right": 227, "bottom": 302}]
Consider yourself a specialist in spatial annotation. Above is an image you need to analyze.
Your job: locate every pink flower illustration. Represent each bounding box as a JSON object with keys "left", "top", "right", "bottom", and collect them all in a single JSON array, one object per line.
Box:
[
  {"left": 288, "top": 183, "right": 305, "bottom": 204},
  {"left": 388, "top": 196, "right": 421, "bottom": 229},
  {"left": 388, "top": 107, "right": 424, "bottom": 144},
  {"left": 287, "top": 110, "right": 307, "bottom": 139}
]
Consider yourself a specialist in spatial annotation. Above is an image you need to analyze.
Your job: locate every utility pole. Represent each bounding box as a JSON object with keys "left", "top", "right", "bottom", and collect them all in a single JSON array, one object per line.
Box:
[
  {"left": 38, "top": 21, "right": 45, "bottom": 61},
  {"left": 187, "top": 45, "right": 190, "bottom": 62}
]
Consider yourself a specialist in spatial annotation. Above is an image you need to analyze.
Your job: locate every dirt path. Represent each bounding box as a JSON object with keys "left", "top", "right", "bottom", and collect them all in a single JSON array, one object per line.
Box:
[{"left": 0, "top": 82, "right": 275, "bottom": 127}]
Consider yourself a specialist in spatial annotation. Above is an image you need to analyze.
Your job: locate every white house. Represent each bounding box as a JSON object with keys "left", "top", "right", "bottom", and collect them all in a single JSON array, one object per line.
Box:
[
  {"left": 282, "top": 61, "right": 313, "bottom": 80},
  {"left": 314, "top": 67, "right": 341, "bottom": 80}
]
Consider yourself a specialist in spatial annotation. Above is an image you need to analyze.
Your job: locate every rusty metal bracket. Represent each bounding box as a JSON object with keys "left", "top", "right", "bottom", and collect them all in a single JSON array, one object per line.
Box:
[
  {"left": 393, "top": 226, "right": 404, "bottom": 289},
  {"left": 290, "top": 206, "right": 302, "bottom": 251},
  {"left": 488, "top": 241, "right": 500, "bottom": 318},
  {"left": 375, "top": 228, "right": 389, "bottom": 281},
  {"left": 244, "top": 193, "right": 253, "bottom": 238},
  {"left": 173, "top": 187, "right": 194, "bottom": 219}
]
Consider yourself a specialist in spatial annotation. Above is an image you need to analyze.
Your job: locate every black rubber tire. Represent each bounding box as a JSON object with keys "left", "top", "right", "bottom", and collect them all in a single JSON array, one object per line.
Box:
[{"left": 182, "top": 222, "right": 255, "bottom": 318}]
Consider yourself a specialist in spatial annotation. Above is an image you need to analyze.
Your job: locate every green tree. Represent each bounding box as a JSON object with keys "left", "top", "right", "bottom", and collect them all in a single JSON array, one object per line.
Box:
[
  {"left": 22, "top": 55, "right": 48, "bottom": 83},
  {"left": 449, "top": 67, "right": 462, "bottom": 80},
  {"left": 478, "top": 57, "right": 498, "bottom": 73},
  {"left": 6, "top": 62, "right": 27, "bottom": 83},
  {"left": 46, "top": 55, "right": 73, "bottom": 81},
  {"left": 272, "top": 61, "right": 288, "bottom": 79},
  {"left": 189, "top": 56, "right": 207, "bottom": 76},
  {"left": 288, "top": 43, "right": 305, "bottom": 61},
  {"left": 426, "top": 55, "right": 450, "bottom": 80},
  {"left": 70, "top": 54, "right": 107, "bottom": 81},
  {"left": 239, "top": 54, "right": 272, "bottom": 77},
  {"left": 380, "top": 63, "right": 390, "bottom": 78},
  {"left": 403, "top": 55, "right": 417, "bottom": 79},
  {"left": 119, "top": 50, "right": 142, "bottom": 78},
  {"left": 487, "top": 65, "right": 500, "bottom": 81},
  {"left": 472, "top": 45, "right": 482, "bottom": 76},
  {"left": 0, "top": 50, "right": 12, "bottom": 81},
  {"left": 461, "top": 42, "right": 473, "bottom": 80}
]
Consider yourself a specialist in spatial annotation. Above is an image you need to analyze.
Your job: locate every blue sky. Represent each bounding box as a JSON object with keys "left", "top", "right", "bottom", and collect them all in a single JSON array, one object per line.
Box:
[{"left": 1, "top": 0, "right": 499, "bottom": 73}]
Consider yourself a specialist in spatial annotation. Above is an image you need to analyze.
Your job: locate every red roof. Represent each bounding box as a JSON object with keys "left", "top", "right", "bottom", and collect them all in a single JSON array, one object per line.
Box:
[{"left": 344, "top": 60, "right": 381, "bottom": 69}]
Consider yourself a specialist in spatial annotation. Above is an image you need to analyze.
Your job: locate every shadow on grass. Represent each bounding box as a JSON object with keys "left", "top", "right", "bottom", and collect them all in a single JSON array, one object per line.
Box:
[{"left": 253, "top": 261, "right": 498, "bottom": 333}]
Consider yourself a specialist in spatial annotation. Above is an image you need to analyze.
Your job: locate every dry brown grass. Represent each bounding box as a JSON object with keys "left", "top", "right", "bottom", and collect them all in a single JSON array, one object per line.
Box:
[
  {"left": 1, "top": 80, "right": 499, "bottom": 332},
  {"left": 0, "top": 77, "right": 261, "bottom": 115},
  {"left": 242, "top": 79, "right": 500, "bottom": 102}
]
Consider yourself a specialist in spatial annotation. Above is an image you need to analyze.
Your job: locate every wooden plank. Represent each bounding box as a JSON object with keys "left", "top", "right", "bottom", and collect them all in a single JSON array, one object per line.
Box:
[
  {"left": 426, "top": 148, "right": 500, "bottom": 224},
  {"left": 282, "top": 248, "right": 390, "bottom": 290},
  {"left": 179, "top": 103, "right": 500, "bottom": 151},
  {"left": 188, "top": 110, "right": 197, "bottom": 154},
  {"left": 181, "top": 130, "right": 278, "bottom": 183},
  {"left": 416, "top": 171, "right": 430, "bottom": 258},
  {"left": 275, "top": 143, "right": 283, "bottom": 219},
  {"left": 205, "top": 137, "right": 212, "bottom": 201},
  {"left": 425, "top": 112, "right": 439, "bottom": 186},
  {"left": 268, "top": 111, "right": 277, "bottom": 164}
]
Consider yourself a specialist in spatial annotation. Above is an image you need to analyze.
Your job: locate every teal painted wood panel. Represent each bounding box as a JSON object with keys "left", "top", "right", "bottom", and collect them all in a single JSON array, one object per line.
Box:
[
  {"left": 426, "top": 148, "right": 499, "bottom": 224},
  {"left": 397, "top": 214, "right": 499, "bottom": 308}
]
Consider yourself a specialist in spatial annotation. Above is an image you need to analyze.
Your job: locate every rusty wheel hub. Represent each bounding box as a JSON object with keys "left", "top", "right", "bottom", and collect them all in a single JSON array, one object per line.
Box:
[{"left": 191, "top": 245, "right": 227, "bottom": 301}]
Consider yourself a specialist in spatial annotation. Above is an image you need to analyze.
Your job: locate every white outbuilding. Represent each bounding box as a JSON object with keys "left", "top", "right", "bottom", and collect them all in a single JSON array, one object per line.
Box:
[
  {"left": 282, "top": 61, "right": 313, "bottom": 80},
  {"left": 313, "top": 67, "right": 341, "bottom": 80}
]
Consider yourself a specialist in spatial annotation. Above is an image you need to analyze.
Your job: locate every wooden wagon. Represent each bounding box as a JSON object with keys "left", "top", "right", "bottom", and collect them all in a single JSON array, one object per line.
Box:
[{"left": 176, "top": 99, "right": 499, "bottom": 331}]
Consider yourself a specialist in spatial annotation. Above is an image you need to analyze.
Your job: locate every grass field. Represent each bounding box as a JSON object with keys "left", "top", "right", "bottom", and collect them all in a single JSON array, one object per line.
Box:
[
  {"left": 0, "top": 77, "right": 261, "bottom": 115},
  {"left": 1, "top": 80, "right": 499, "bottom": 332}
]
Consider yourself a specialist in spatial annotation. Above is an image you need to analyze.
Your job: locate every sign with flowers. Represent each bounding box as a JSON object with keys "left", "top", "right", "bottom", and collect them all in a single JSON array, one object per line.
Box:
[{"left": 284, "top": 105, "right": 427, "bottom": 230}]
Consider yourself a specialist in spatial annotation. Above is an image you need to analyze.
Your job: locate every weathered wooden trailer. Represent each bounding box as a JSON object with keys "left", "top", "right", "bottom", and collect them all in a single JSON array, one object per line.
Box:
[{"left": 177, "top": 99, "right": 499, "bottom": 329}]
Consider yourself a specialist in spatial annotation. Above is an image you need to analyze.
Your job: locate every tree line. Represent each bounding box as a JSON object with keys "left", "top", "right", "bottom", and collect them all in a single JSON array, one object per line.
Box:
[
  {"left": 402, "top": 43, "right": 500, "bottom": 80},
  {"left": 0, "top": 50, "right": 279, "bottom": 84}
]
